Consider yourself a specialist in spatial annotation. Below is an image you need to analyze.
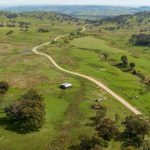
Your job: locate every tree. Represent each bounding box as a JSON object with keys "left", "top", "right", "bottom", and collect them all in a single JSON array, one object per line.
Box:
[
  {"left": 123, "top": 115, "right": 149, "bottom": 138},
  {"left": 129, "top": 34, "right": 150, "bottom": 46},
  {"left": 21, "top": 89, "right": 43, "bottom": 101},
  {"left": 70, "top": 32, "right": 75, "bottom": 36},
  {"left": 121, "top": 55, "right": 128, "bottom": 67},
  {"left": 123, "top": 134, "right": 144, "bottom": 148},
  {"left": 123, "top": 115, "right": 150, "bottom": 147},
  {"left": 130, "top": 62, "right": 136, "bottom": 70},
  {"left": 0, "top": 81, "right": 9, "bottom": 94},
  {"left": 5, "top": 89, "right": 45, "bottom": 132},
  {"left": 70, "top": 135, "right": 107, "bottom": 150},
  {"left": 96, "top": 118, "right": 120, "bottom": 140}
]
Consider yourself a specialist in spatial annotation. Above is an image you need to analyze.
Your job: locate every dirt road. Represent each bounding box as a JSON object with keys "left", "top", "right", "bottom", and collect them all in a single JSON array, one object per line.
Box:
[{"left": 32, "top": 26, "right": 141, "bottom": 115}]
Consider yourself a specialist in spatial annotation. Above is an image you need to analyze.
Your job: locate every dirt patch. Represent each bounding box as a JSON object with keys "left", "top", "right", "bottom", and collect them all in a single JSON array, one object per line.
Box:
[
  {"left": 4, "top": 73, "right": 49, "bottom": 89},
  {"left": 21, "top": 50, "right": 32, "bottom": 55}
]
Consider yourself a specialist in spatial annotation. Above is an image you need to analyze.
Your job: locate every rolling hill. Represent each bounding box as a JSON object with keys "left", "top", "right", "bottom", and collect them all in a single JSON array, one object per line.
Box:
[
  {"left": 1, "top": 5, "right": 150, "bottom": 20},
  {"left": 92, "top": 11, "right": 150, "bottom": 31}
]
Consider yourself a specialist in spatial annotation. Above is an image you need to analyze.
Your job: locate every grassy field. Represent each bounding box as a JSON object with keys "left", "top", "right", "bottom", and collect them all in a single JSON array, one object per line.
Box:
[
  {"left": 44, "top": 34, "right": 150, "bottom": 115},
  {"left": 0, "top": 12, "right": 135, "bottom": 150},
  {"left": 0, "top": 11, "right": 149, "bottom": 150},
  {"left": 0, "top": 37, "right": 130, "bottom": 150}
]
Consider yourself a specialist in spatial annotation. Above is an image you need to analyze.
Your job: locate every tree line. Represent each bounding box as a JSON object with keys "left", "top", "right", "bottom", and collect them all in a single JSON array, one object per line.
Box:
[
  {"left": 129, "top": 34, "right": 150, "bottom": 46},
  {"left": 115, "top": 55, "right": 150, "bottom": 87}
]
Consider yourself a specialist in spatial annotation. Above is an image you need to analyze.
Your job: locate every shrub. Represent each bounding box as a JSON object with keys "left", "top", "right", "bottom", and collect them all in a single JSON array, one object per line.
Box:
[
  {"left": 0, "top": 81, "right": 9, "bottom": 94},
  {"left": 6, "top": 30, "right": 14, "bottom": 35},
  {"left": 6, "top": 24, "right": 16, "bottom": 27},
  {"left": 38, "top": 28, "right": 49, "bottom": 33},
  {"left": 130, "top": 62, "right": 136, "bottom": 70},
  {"left": 121, "top": 55, "right": 128, "bottom": 67},
  {"left": 70, "top": 135, "right": 108, "bottom": 150}
]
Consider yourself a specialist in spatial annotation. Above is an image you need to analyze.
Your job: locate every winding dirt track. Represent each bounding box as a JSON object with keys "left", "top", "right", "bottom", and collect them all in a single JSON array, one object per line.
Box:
[{"left": 32, "top": 26, "right": 141, "bottom": 115}]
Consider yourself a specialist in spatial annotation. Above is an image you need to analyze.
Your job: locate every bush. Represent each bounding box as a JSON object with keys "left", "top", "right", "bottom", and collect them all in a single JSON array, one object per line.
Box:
[
  {"left": 129, "top": 62, "right": 136, "bottom": 70},
  {"left": 6, "top": 30, "right": 14, "bottom": 35},
  {"left": 69, "top": 135, "right": 108, "bottom": 150},
  {"left": 38, "top": 28, "right": 49, "bottom": 33},
  {"left": 6, "top": 24, "right": 16, "bottom": 27},
  {"left": 0, "top": 81, "right": 9, "bottom": 94}
]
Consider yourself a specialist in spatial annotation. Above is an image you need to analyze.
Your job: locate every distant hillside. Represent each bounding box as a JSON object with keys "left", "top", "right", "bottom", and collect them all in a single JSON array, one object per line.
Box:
[
  {"left": 94, "top": 11, "right": 150, "bottom": 31},
  {"left": 1, "top": 5, "right": 150, "bottom": 20},
  {"left": 0, "top": 11, "right": 79, "bottom": 22}
]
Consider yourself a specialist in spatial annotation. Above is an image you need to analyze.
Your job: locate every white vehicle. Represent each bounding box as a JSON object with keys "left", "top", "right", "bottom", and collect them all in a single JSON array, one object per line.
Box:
[{"left": 60, "top": 83, "right": 72, "bottom": 89}]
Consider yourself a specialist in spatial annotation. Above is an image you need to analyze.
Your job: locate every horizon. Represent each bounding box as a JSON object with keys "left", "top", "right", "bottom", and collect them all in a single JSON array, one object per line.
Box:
[
  {"left": 1, "top": 4, "right": 150, "bottom": 8},
  {"left": 0, "top": 0, "right": 150, "bottom": 7}
]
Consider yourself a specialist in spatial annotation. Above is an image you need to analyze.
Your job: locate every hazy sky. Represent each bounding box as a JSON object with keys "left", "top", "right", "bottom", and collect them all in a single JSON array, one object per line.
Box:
[{"left": 0, "top": 0, "right": 150, "bottom": 7}]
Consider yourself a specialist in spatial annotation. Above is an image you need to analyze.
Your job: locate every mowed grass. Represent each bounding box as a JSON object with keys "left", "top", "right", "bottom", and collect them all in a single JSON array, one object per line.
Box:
[{"left": 44, "top": 36, "right": 150, "bottom": 115}]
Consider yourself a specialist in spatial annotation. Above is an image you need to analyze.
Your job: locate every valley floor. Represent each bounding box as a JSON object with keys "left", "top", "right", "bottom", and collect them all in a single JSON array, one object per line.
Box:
[{"left": 0, "top": 13, "right": 149, "bottom": 149}]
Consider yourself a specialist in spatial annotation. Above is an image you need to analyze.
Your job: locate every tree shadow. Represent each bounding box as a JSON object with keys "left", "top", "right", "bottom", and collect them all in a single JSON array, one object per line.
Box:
[
  {"left": 114, "top": 63, "right": 124, "bottom": 68},
  {"left": 114, "top": 63, "right": 132, "bottom": 72},
  {"left": 0, "top": 117, "right": 7, "bottom": 127},
  {"left": 0, "top": 117, "right": 34, "bottom": 134}
]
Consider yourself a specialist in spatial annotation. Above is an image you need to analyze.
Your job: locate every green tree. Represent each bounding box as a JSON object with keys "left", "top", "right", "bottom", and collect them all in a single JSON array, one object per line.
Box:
[
  {"left": 77, "top": 135, "right": 107, "bottom": 150},
  {"left": 5, "top": 89, "right": 45, "bottom": 132},
  {"left": 21, "top": 89, "right": 43, "bottom": 101},
  {"left": 124, "top": 115, "right": 149, "bottom": 138},
  {"left": 96, "top": 118, "right": 120, "bottom": 140},
  {"left": 121, "top": 55, "right": 128, "bottom": 67},
  {"left": 70, "top": 32, "right": 75, "bottom": 36},
  {"left": 123, "top": 115, "right": 150, "bottom": 147},
  {"left": 130, "top": 62, "right": 136, "bottom": 70}
]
